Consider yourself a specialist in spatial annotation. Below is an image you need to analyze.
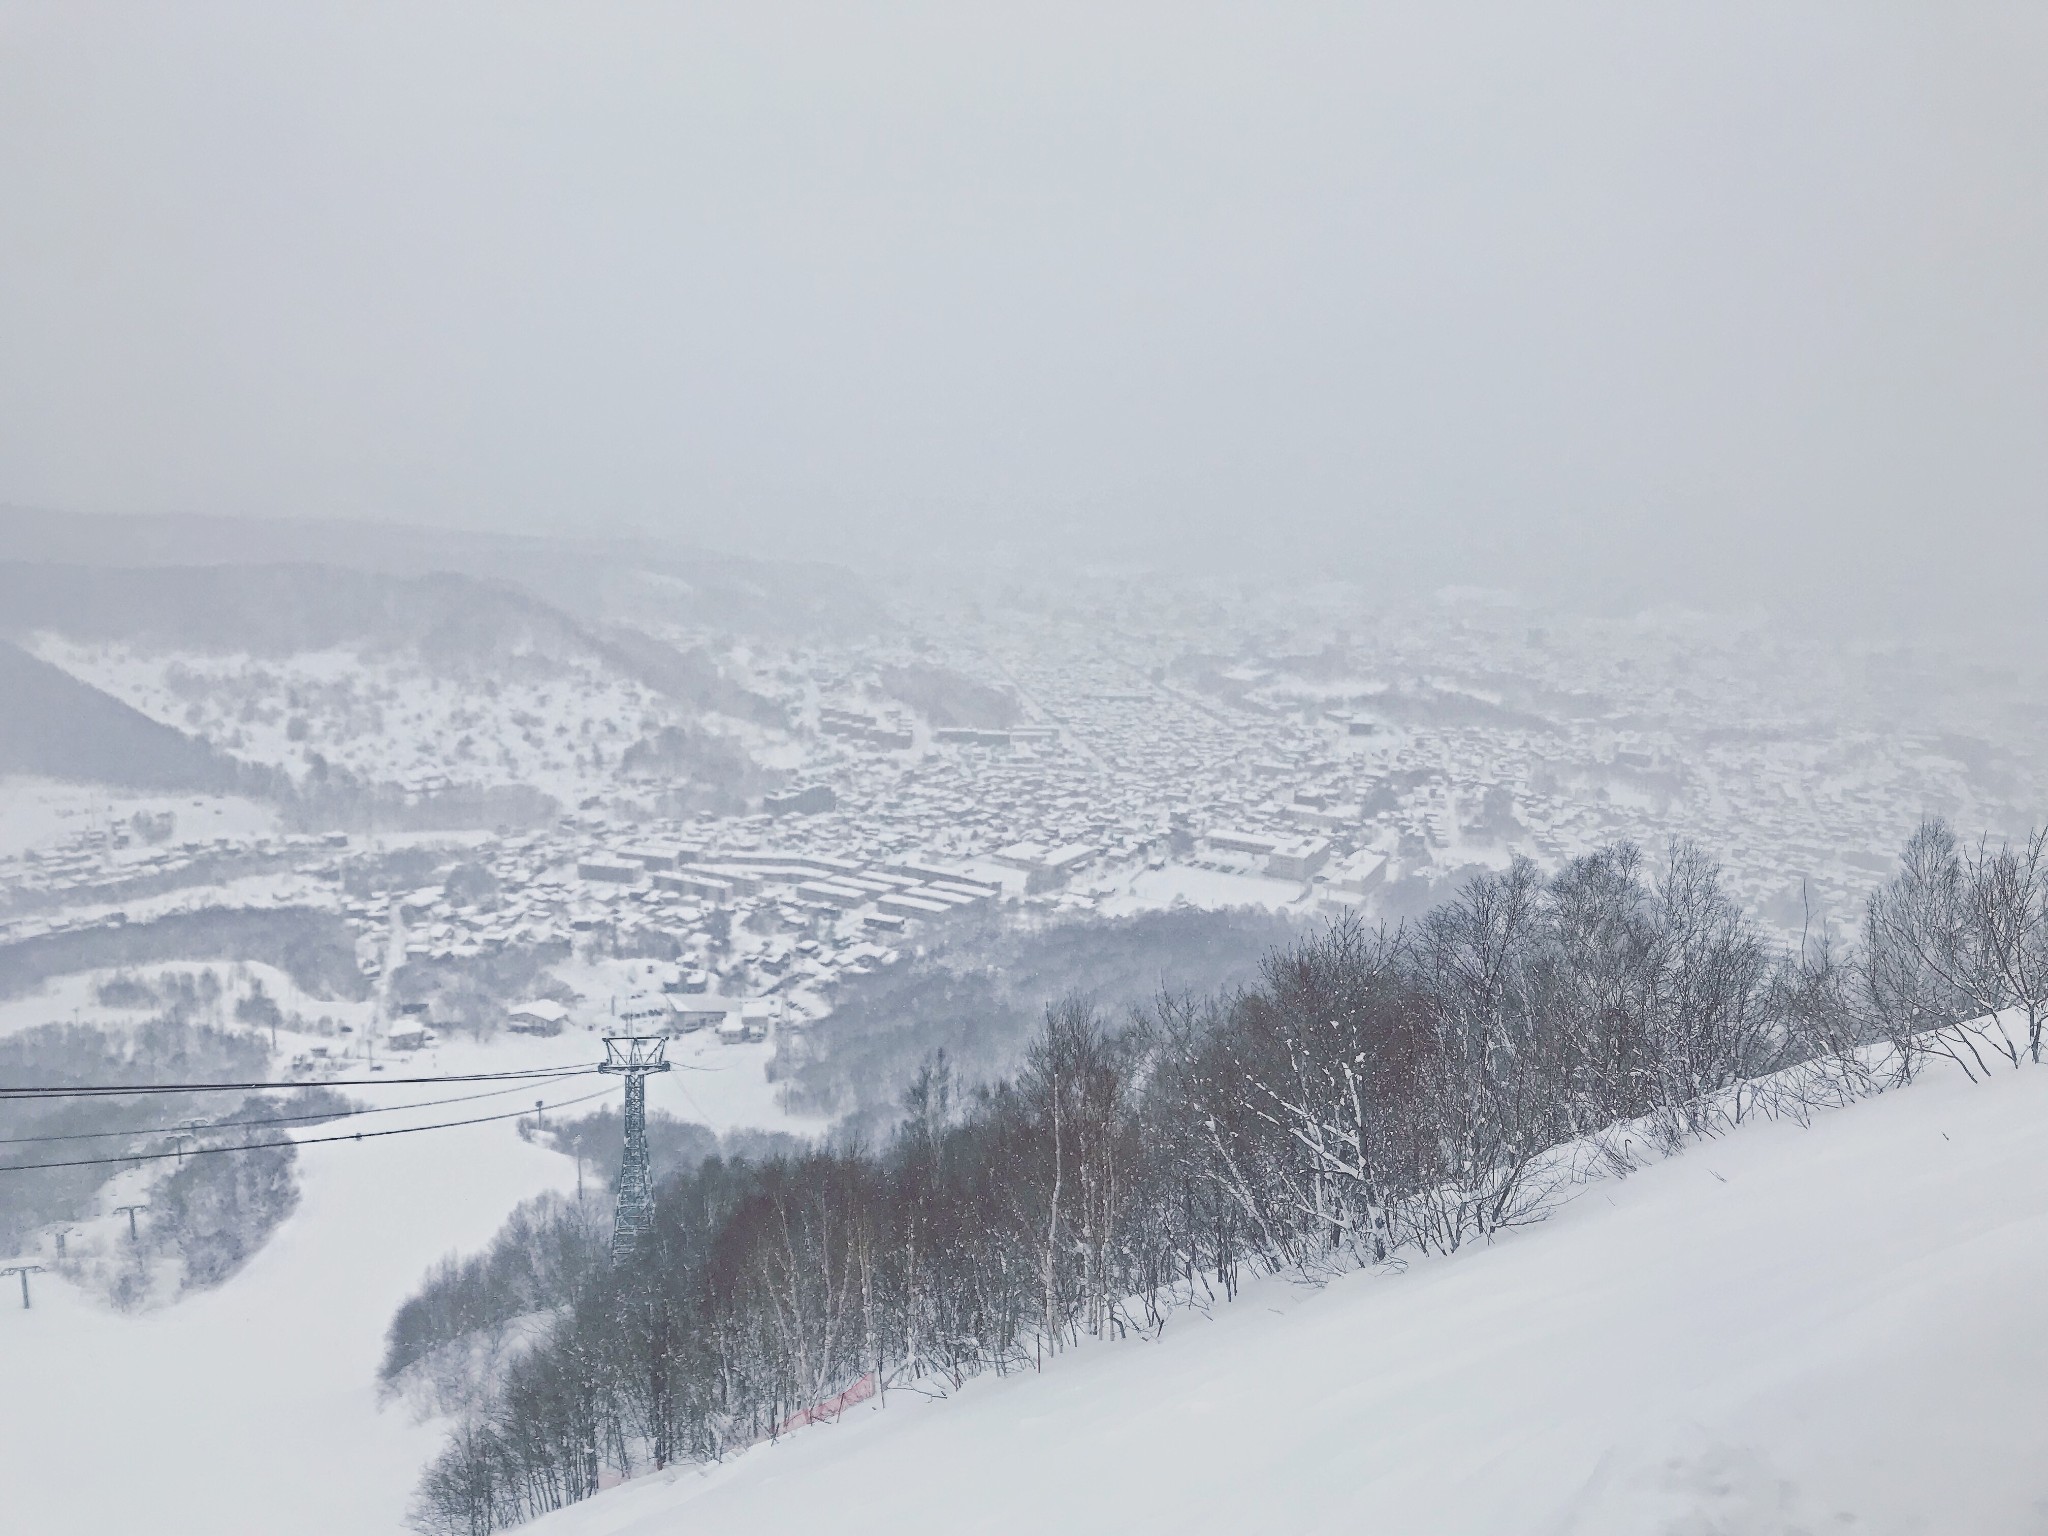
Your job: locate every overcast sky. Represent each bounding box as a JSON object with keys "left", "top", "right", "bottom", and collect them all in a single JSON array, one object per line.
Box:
[{"left": 2, "top": 3, "right": 2043, "bottom": 630}]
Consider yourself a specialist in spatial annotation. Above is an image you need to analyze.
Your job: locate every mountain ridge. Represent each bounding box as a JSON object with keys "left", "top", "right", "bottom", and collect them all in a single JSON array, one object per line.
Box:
[{"left": 0, "top": 639, "right": 243, "bottom": 792}]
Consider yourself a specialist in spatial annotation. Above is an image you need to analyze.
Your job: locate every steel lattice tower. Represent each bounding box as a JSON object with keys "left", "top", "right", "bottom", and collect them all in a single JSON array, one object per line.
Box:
[{"left": 599, "top": 1036, "right": 672, "bottom": 1265}]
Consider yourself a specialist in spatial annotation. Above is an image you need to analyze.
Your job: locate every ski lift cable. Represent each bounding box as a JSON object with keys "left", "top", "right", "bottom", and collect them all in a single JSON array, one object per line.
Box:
[
  {"left": 0, "top": 1055, "right": 713, "bottom": 1101},
  {"left": 0, "top": 1086, "right": 617, "bottom": 1175},
  {"left": 0, "top": 1070, "right": 594, "bottom": 1146}
]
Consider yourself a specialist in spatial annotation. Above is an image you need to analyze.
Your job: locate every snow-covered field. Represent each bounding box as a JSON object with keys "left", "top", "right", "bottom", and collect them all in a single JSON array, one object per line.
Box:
[
  {"left": 0, "top": 958, "right": 377, "bottom": 1043},
  {"left": 527, "top": 1060, "right": 2048, "bottom": 1536},
  {"left": 0, "top": 775, "right": 279, "bottom": 857},
  {"left": 0, "top": 944, "right": 822, "bottom": 1132},
  {"left": 398, "top": 1020, "right": 820, "bottom": 1140}
]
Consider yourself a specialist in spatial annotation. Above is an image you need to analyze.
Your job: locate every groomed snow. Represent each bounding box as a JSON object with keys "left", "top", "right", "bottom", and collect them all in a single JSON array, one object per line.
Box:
[
  {"left": 0, "top": 1020, "right": 822, "bottom": 1536},
  {"left": 6, "top": 1047, "right": 2041, "bottom": 1534},
  {"left": 530, "top": 1060, "right": 2048, "bottom": 1536},
  {"left": 0, "top": 1106, "right": 579, "bottom": 1536}
]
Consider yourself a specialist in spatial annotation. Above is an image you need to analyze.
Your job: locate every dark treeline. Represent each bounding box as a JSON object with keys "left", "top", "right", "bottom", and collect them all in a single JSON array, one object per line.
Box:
[
  {"left": 381, "top": 1117, "right": 810, "bottom": 1408},
  {"left": 403, "top": 820, "right": 2048, "bottom": 1535},
  {"left": 0, "top": 906, "right": 369, "bottom": 1002},
  {"left": 772, "top": 905, "right": 1298, "bottom": 1131},
  {"left": 117, "top": 1085, "right": 351, "bottom": 1302},
  {"left": 0, "top": 1015, "right": 272, "bottom": 1252},
  {"left": 526, "top": 1109, "right": 808, "bottom": 1200},
  {"left": 0, "top": 1013, "right": 347, "bottom": 1302}
]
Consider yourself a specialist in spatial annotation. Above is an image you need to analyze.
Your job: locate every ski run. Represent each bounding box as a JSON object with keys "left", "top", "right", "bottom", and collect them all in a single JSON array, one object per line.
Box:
[
  {"left": 532, "top": 1055, "right": 2048, "bottom": 1536},
  {"left": 5, "top": 1045, "right": 2046, "bottom": 1534}
]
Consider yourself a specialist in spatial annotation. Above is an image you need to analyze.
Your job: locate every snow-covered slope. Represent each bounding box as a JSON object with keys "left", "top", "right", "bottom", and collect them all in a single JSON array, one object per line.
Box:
[
  {"left": 533, "top": 1061, "right": 2048, "bottom": 1536},
  {"left": 0, "top": 1108, "right": 577, "bottom": 1536},
  {"left": 0, "top": 1022, "right": 821, "bottom": 1536}
]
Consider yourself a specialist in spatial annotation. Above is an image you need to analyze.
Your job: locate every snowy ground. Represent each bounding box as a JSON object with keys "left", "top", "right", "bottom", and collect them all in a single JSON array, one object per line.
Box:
[
  {"left": 397, "top": 1022, "right": 818, "bottom": 1140},
  {"left": 0, "top": 1098, "right": 578, "bottom": 1536},
  {"left": 11, "top": 980, "right": 2043, "bottom": 1536},
  {"left": 0, "top": 947, "right": 821, "bottom": 1134},
  {"left": 0, "top": 775, "right": 279, "bottom": 857},
  {"left": 24, "top": 636, "right": 784, "bottom": 810},
  {"left": 20, "top": 868, "right": 347, "bottom": 929},
  {"left": 0, "top": 998, "right": 824, "bottom": 1536},
  {"left": 528, "top": 1059, "right": 2048, "bottom": 1536},
  {"left": 0, "top": 958, "right": 377, "bottom": 1042}
]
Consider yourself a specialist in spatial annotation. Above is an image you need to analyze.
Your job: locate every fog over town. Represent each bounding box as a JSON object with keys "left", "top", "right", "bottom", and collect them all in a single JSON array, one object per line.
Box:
[{"left": 2, "top": 7, "right": 2046, "bottom": 1536}]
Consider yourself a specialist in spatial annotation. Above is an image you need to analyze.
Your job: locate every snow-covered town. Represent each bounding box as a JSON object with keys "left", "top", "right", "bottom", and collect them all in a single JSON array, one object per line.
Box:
[{"left": 6, "top": 577, "right": 2039, "bottom": 1079}]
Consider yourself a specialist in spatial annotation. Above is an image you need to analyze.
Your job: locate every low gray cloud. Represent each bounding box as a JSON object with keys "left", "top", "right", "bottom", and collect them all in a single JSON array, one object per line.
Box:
[{"left": 1, "top": 2, "right": 2042, "bottom": 633}]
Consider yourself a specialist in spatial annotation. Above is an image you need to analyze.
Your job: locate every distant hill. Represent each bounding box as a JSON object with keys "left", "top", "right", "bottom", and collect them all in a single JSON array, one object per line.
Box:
[
  {"left": 0, "top": 561, "right": 781, "bottom": 722},
  {"left": 0, "top": 639, "right": 239, "bottom": 791},
  {"left": 0, "top": 562, "right": 596, "bottom": 666},
  {"left": 0, "top": 507, "right": 886, "bottom": 639},
  {"left": 774, "top": 906, "right": 1297, "bottom": 1126}
]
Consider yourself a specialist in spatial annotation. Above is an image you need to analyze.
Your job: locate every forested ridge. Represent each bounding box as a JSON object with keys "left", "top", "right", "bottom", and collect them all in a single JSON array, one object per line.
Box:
[{"left": 396, "top": 818, "right": 2048, "bottom": 1535}]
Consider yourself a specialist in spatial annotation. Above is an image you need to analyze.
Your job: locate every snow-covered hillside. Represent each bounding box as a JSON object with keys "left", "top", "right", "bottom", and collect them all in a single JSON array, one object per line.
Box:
[
  {"left": 28, "top": 636, "right": 703, "bottom": 806},
  {"left": 4, "top": 1025, "right": 2041, "bottom": 1535},
  {"left": 0, "top": 1107, "right": 575, "bottom": 1536},
  {"left": 529, "top": 1061, "right": 2048, "bottom": 1536},
  {"left": 0, "top": 1029, "right": 819, "bottom": 1536}
]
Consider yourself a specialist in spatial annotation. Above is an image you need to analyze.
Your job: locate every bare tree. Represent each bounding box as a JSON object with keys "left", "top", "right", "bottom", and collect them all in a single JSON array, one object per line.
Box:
[
  {"left": 1864, "top": 819, "right": 2037, "bottom": 1076},
  {"left": 1964, "top": 827, "right": 2048, "bottom": 1064}
]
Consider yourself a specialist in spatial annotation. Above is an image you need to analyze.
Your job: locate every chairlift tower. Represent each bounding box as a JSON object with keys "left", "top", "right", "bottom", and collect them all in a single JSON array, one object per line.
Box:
[
  {"left": 3, "top": 1263, "right": 46, "bottom": 1310},
  {"left": 598, "top": 1037, "right": 671, "bottom": 1265}
]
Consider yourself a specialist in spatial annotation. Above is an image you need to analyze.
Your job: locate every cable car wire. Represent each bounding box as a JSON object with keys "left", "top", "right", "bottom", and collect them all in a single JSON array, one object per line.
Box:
[
  {"left": 0, "top": 1063, "right": 603, "bottom": 1101},
  {"left": 0, "top": 1086, "right": 615, "bottom": 1174},
  {"left": 0, "top": 1070, "right": 594, "bottom": 1146}
]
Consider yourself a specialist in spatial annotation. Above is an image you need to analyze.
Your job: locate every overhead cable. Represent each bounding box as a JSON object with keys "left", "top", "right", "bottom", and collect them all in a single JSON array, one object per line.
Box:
[
  {"left": 0, "top": 1086, "right": 614, "bottom": 1175},
  {"left": 0, "top": 1070, "right": 592, "bottom": 1146},
  {"left": 0, "top": 1063, "right": 602, "bottom": 1102}
]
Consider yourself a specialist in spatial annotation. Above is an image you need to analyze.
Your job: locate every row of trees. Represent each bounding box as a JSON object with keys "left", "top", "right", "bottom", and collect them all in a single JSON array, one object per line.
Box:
[{"left": 403, "top": 821, "right": 2048, "bottom": 1534}]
